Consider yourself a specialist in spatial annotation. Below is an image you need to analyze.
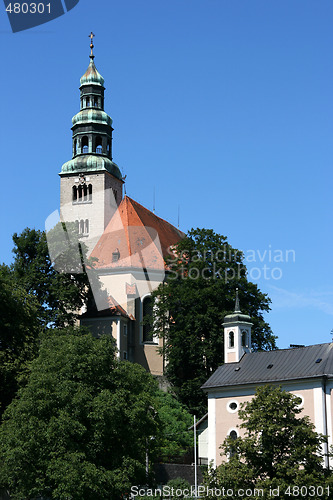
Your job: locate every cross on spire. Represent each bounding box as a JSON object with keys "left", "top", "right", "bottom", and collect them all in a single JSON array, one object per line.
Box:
[{"left": 89, "top": 32, "right": 95, "bottom": 59}]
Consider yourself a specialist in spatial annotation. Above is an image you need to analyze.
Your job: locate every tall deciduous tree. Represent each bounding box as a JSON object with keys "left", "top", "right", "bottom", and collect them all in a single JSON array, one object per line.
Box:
[
  {"left": 0, "top": 264, "right": 40, "bottom": 417},
  {"left": 0, "top": 329, "right": 155, "bottom": 499},
  {"left": 151, "top": 228, "right": 276, "bottom": 415},
  {"left": 11, "top": 226, "right": 95, "bottom": 328},
  {"left": 204, "top": 386, "right": 331, "bottom": 499},
  {"left": 0, "top": 329, "right": 193, "bottom": 499}
]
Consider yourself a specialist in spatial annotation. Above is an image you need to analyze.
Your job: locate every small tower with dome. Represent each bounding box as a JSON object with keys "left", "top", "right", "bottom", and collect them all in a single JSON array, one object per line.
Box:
[
  {"left": 222, "top": 288, "right": 253, "bottom": 363},
  {"left": 59, "top": 33, "right": 124, "bottom": 253}
]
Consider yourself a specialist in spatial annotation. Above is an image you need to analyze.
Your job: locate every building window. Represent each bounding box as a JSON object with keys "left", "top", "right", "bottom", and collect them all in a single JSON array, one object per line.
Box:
[
  {"left": 95, "top": 136, "right": 103, "bottom": 154},
  {"left": 242, "top": 330, "right": 248, "bottom": 347},
  {"left": 77, "top": 219, "right": 89, "bottom": 235},
  {"left": 123, "top": 324, "right": 127, "bottom": 336},
  {"left": 123, "top": 351, "right": 128, "bottom": 360},
  {"left": 229, "top": 430, "right": 238, "bottom": 440},
  {"left": 112, "top": 249, "right": 120, "bottom": 262},
  {"left": 294, "top": 394, "right": 304, "bottom": 408},
  {"left": 229, "top": 331, "right": 234, "bottom": 349},
  {"left": 74, "top": 139, "right": 77, "bottom": 155},
  {"left": 228, "top": 429, "right": 238, "bottom": 458},
  {"left": 74, "top": 183, "right": 92, "bottom": 204},
  {"left": 142, "top": 296, "right": 153, "bottom": 343},
  {"left": 82, "top": 136, "right": 89, "bottom": 154},
  {"left": 112, "top": 188, "right": 118, "bottom": 204},
  {"left": 86, "top": 97, "right": 90, "bottom": 107},
  {"left": 227, "top": 400, "right": 239, "bottom": 413}
]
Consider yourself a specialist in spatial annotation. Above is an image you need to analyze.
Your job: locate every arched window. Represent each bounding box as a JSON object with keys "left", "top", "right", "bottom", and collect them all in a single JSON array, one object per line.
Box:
[
  {"left": 85, "top": 219, "right": 89, "bottom": 234},
  {"left": 83, "top": 184, "right": 88, "bottom": 202},
  {"left": 229, "top": 430, "right": 238, "bottom": 458},
  {"left": 95, "top": 136, "right": 103, "bottom": 154},
  {"left": 72, "top": 185, "right": 77, "bottom": 202},
  {"left": 242, "top": 330, "right": 248, "bottom": 347},
  {"left": 88, "top": 184, "right": 92, "bottom": 201},
  {"left": 142, "top": 296, "right": 153, "bottom": 343},
  {"left": 75, "top": 220, "right": 79, "bottom": 233},
  {"left": 94, "top": 97, "right": 98, "bottom": 107},
  {"left": 229, "top": 331, "right": 234, "bottom": 349},
  {"left": 82, "top": 136, "right": 89, "bottom": 154},
  {"left": 74, "top": 139, "right": 77, "bottom": 155},
  {"left": 107, "top": 140, "right": 111, "bottom": 155},
  {"left": 80, "top": 220, "right": 84, "bottom": 234},
  {"left": 86, "top": 97, "right": 90, "bottom": 108},
  {"left": 78, "top": 185, "right": 83, "bottom": 202},
  {"left": 230, "top": 430, "right": 238, "bottom": 440}
]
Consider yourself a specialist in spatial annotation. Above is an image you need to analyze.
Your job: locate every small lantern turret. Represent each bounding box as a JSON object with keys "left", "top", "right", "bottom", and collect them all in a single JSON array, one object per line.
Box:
[{"left": 223, "top": 288, "right": 252, "bottom": 363}]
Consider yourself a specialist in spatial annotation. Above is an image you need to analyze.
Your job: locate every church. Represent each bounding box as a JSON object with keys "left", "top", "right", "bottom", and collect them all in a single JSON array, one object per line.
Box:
[
  {"left": 58, "top": 37, "right": 333, "bottom": 473},
  {"left": 59, "top": 35, "right": 184, "bottom": 377},
  {"left": 201, "top": 290, "right": 333, "bottom": 469}
]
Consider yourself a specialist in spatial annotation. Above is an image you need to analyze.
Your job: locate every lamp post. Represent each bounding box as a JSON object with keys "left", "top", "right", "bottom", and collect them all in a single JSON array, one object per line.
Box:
[{"left": 194, "top": 415, "right": 197, "bottom": 499}]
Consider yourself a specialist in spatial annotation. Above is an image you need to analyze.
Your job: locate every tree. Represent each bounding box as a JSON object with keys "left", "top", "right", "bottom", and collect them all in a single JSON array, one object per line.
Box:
[
  {"left": 154, "top": 391, "right": 193, "bottom": 462},
  {"left": 204, "top": 386, "right": 331, "bottom": 499},
  {"left": 0, "top": 329, "right": 157, "bottom": 499},
  {"left": 0, "top": 329, "right": 193, "bottom": 499},
  {"left": 0, "top": 264, "right": 41, "bottom": 417},
  {"left": 150, "top": 228, "right": 276, "bottom": 415},
  {"left": 11, "top": 226, "right": 96, "bottom": 329}
]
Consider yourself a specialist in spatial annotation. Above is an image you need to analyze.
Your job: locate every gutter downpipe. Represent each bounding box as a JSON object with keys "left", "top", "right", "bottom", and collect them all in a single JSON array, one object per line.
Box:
[{"left": 323, "top": 376, "right": 329, "bottom": 470}]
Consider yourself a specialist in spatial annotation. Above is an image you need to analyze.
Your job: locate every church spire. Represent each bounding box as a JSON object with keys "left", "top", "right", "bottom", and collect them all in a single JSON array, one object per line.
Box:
[
  {"left": 234, "top": 287, "right": 241, "bottom": 313},
  {"left": 60, "top": 35, "right": 123, "bottom": 184}
]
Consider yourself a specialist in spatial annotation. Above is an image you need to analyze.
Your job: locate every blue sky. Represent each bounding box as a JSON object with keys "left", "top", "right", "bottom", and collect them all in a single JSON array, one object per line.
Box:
[{"left": 1, "top": 0, "right": 332, "bottom": 349}]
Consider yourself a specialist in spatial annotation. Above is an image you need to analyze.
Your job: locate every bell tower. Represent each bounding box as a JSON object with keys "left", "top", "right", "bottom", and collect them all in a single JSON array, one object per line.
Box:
[
  {"left": 59, "top": 33, "right": 124, "bottom": 254},
  {"left": 223, "top": 289, "right": 252, "bottom": 363}
]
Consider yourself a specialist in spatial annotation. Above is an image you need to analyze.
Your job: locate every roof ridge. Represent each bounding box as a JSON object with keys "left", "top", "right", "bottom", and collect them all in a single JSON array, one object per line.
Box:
[{"left": 251, "top": 342, "right": 332, "bottom": 355}]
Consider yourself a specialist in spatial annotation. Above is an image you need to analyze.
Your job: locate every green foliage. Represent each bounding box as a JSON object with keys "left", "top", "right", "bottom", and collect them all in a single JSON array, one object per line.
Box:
[
  {"left": 0, "top": 264, "right": 40, "bottom": 417},
  {"left": 11, "top": 226, "right": 95, "bottom": 328},
  {"left": 154, "top": 391, "right": 192, "bottom": 462},
  {"left": 204, "top": 386, "right": 331, "bottom": 499},
  {"left": 0, "top": 329, "right": 159, "bottom": 499},
  {"left": 0, "top": 329, "right": 195, "bottom": 499},
  {"left": 151, "top": 228, "right": 276, "bottom": 414}
]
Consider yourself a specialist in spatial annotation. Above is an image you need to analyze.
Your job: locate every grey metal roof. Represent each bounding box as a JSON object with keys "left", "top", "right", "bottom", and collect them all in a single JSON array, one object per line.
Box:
[{"left": 202, "top": 343, "right": 333, "bottom": 391}]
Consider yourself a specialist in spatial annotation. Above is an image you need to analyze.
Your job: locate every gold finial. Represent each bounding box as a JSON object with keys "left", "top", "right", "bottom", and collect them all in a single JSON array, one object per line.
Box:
[{"left": 89, "top": 32, "right": 95, "bottom": 59}]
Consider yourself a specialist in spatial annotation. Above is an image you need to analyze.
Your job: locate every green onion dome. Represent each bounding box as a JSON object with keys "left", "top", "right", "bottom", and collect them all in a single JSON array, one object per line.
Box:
[
  {"left": 80, "top": 59, "right": 105, "bottom": 87},
  {"left": 61, "top": 155, "right": 122, "bottom": 180},
  {"left": 72, "top": 109, "right": 112, "bottom": 127}
]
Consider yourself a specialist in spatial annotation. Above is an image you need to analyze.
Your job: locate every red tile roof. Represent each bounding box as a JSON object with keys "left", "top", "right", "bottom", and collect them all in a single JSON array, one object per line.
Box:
[{"left": 90, "top": 196, "right": 185, "bottom": 270}]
